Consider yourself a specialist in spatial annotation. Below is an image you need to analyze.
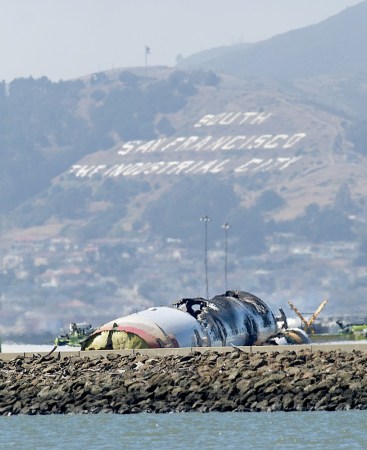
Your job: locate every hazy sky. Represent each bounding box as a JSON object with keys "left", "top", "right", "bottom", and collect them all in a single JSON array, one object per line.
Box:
[{"left": 0, "top": 0, "right": 363, "bottom": 81}]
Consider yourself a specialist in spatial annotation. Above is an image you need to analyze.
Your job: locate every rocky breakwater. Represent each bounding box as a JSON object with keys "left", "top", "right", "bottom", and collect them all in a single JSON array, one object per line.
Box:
[{"left": 0, "top": 348, "right": 367, "bottom": 415}]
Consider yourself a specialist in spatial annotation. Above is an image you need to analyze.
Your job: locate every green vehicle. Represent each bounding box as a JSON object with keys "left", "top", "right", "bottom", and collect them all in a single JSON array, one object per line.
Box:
[
  {"left": 55, "top": 322, "right": 95, "bottom": 347},
  {"left": 336, "top": 320, "right": 367, "bottom": 340}
]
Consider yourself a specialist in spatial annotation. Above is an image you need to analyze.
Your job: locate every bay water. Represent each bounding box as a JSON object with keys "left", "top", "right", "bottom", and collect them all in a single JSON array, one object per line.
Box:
[
  {"left": 1, "top": 343, "right": 367, "bottom": 448},
  {"left": 0, "top": 411, "right": 366, "bottom": 449}
]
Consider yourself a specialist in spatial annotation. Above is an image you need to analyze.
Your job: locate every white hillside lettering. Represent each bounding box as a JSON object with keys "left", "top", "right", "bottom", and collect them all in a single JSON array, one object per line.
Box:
[{"left": 69, "top": 111, "right": 306, "bottom": 178}]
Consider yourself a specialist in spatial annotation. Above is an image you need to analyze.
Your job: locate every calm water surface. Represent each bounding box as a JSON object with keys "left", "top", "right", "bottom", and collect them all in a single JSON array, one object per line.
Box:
[{"left": 0, "top": 411, "right": 366, "bottom": 449}]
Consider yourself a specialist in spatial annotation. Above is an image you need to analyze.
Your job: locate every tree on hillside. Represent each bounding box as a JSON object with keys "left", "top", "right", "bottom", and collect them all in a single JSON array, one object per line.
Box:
[
  {"left": 227, "top": 206, "right": 267, "bottom": 256},
  {"left": 118, "top": 71, "right": 140, "bottom": 87},
  {"left": 347, "top": 120, "right": 367, "bottom": 155},
  {"left": 143, "top": 176, "right": 240, "bottom": 244},
  {"left": 255, "top": 190, "right": 286, "bottom": 212},
  {"left": 282, "top": 203, "right": 355, "bottom": 243}
]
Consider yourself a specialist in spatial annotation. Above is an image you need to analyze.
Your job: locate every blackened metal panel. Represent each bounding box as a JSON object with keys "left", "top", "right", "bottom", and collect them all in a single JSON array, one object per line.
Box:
[
  {"left": 208, "top": 290, "right": 278, "bottom": 346},
  {"left": 170, "top": 290, "right": 278, "bottom": 347}
]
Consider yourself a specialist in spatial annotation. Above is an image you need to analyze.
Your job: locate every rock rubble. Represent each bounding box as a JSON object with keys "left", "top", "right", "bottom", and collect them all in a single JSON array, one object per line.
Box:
[{"left": 0, "top": 348, "right": 366, "bottom": 415}]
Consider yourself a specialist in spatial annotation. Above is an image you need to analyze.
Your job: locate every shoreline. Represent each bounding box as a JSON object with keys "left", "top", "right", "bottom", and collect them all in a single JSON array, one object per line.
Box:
[{"left": 0, "top": 345, "right": 367, "bottom": 415}]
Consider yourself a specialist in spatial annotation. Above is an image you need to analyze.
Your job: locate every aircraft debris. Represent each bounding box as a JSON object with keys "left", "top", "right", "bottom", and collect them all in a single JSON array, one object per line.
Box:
[
  {"left": 81, "top": 290, "right": 310, "bottom": 350},
  {"left": 288, "top": 299, "right": 328, "bottom": 334}
]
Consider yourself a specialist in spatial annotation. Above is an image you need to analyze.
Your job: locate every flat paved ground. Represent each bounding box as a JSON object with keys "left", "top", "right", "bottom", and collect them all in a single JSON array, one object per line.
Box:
[{"left": 1, "top": 342, "right": 367, "bottom": 360}]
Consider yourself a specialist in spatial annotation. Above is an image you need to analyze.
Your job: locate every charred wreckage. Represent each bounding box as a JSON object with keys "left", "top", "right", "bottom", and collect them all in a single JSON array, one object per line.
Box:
[{"left": 80, "top": 290, "right": 309, "bottom": 351}]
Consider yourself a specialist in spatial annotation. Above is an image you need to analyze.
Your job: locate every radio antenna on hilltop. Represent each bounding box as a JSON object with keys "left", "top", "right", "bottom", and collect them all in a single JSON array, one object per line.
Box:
[
  {"left": 145, "top": 45, "right": 151, "bottom": 71},
  {"left": 221, "top": 223, "right": 230, "bottom": 291},
  {"left": 200, "top": 215, "right": 211, "bottom": 299}
]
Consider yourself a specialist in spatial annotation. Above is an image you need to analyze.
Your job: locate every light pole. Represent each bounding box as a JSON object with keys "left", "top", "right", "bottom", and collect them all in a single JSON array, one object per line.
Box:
[
  {"left": 200, "top": 215, "right": 211, "bottom": 299},
  {"left": 221, "top": 223, "right": 230, "bottom": 291}
]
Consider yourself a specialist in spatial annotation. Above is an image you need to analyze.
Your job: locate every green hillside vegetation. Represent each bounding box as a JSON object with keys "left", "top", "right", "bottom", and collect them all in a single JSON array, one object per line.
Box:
[{"left": 0, "top": 69, "right": 219, "bottom": 215}]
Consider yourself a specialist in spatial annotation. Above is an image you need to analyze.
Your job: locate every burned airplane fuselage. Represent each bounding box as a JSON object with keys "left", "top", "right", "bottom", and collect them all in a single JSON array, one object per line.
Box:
[
  {"left": 173, "top": 290, "right": 278, "bottom": 347},
  {"left": 81, "top": 290, "right": 280, "bottom": 351}
]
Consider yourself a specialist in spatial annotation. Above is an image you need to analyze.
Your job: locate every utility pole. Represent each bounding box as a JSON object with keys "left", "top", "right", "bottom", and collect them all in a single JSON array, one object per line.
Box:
[
  {"left": 200, "top": 215, "right": 211, "bottom": 299},
  {"left": 221, "top": 223, "right": 230, "bottom": 291}
]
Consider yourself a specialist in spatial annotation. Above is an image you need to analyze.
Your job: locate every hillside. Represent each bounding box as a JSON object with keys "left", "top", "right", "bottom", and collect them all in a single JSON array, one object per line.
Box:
[
  {"left": 1, "top": 4, "right": 367, "bottom": 341},
  {"left": 178, "top": 1, "right": 367, "bottom": 80}
]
